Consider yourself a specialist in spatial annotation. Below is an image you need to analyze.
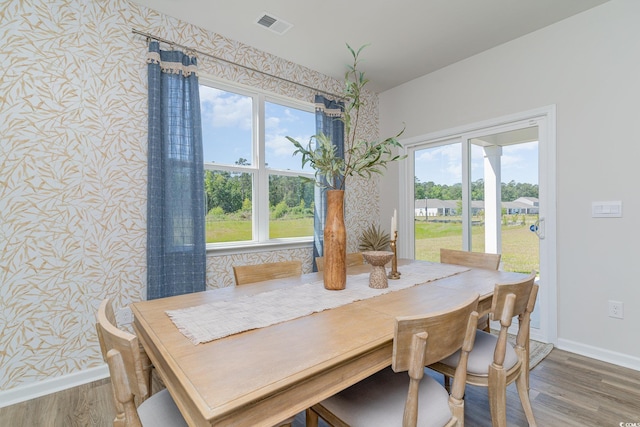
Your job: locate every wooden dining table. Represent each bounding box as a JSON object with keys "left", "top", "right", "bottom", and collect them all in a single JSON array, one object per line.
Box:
[{"left": 131, "top": 259, "right": 528, "bottom": 427}]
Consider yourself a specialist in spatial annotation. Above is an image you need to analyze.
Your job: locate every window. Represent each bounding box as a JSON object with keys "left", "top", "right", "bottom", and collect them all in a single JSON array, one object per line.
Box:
[{"left": 199, "top": 80, "right": 316, "bottom": 246}]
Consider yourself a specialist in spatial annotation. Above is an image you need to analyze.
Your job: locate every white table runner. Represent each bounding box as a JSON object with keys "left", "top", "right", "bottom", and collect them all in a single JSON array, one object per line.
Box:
[{"left": 166, "top": 262, "right": 468, "bottom": 345}]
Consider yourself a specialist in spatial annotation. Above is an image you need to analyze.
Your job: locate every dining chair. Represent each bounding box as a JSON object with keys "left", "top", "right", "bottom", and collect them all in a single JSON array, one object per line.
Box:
[
  {"left": 429, "top": 271, "right": 539, "bottom": 427},
  {"left": 307, "top": 293, "right": 480, "bottom": 427},
  {"left": 315, "top": 252, "right": 364, "bottom": 272},
  {"left": 439, "top": 248, "right": 501, "bottom": 270},
  {"left": 96, "top": 298, "right": 187, "bottom": 427},
  {"left": 440, "top": 248, "right": 501, "bottom": 332},
  {"left": 233, "top": 260, "right": 302, "bottom": 286}
]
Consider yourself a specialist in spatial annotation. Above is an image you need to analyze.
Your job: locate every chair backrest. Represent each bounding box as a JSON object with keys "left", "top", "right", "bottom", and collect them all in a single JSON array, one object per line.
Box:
[
  {"left": 233, "top": 260, "right": 302, "bottom": 286},
  {"left": 490, "top": 271, "right": 539, "bottom": 364},
  {"left": 315, "top": 252, "right": 364, "bottom": 272},
  {"left": 96, "top": 298, "right": 150, "bottom": 426},
  {"left": 392, "top": 293, "right": 479, "bottom": 426},
  {"left": 440, "top": 248, "right": 501, "bottom": 270}
]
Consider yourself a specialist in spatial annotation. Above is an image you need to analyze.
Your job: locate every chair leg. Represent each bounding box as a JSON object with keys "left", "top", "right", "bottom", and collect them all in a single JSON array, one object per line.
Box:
[
  {"left": 515, "top": 371, "right": 537, "bottom": 426},
  {"left": 448, "top": 396, "right": 464, "bottom": 427},
  {"left": 306, "top": 408, "right": 319, "bottom": 427},
  {"left": 310, "top": 404, "right": 349, "bottom": 427},
  {"left": 483, "top": 316, "right": 491, "bottom": 332},
  {"left": 488, "top": 364, "right": 508, "bottom": 427},
  {"left": 443, "top": 374, "right": 451, "bottom": 392},
  {"left": 524, "top": 339, "right": 531, "bottom": 390},
  {"left": 477, "top": 314, "right": 491, "bottom": 332}
]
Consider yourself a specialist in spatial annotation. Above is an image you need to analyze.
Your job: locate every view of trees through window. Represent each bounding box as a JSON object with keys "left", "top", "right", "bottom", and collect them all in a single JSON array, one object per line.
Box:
[
  {"left": 200, "top": 82, "right": 315, "bottom": 244},
  {"left": 415, "top": 179, "right": 539, "bottom": 202},
  {"left": 203, "top": 167, "right": 315, "bottom": 243}
]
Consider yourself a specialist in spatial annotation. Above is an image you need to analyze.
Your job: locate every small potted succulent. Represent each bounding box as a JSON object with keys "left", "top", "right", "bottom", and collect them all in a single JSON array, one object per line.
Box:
[{"left": 359, "top": 224, "right": 391, "bottom": 252}]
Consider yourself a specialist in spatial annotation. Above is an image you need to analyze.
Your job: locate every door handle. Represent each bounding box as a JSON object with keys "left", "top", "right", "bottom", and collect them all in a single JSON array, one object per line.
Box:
[{"left": 529, "top": 218, "right": 545, "bottom": 239}]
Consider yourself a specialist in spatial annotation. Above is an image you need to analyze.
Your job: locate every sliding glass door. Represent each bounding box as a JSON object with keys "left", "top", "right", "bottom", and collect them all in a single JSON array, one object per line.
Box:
[{"left": 403, "top": 108, "right": 556, "bottom": 343}]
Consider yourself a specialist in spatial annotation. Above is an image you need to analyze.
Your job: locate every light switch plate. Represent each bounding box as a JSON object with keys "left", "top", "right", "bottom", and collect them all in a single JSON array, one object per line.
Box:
[{"left": 592, "top": 201, "right": 622, "bottom": 218}]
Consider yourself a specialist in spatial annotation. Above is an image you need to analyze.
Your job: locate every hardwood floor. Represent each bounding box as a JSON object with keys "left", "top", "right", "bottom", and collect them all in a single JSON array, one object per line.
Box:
[
  {"left": 2, "top": 349, "right": 638, "bottom": 426},
  {"left": 458, "top": 348, "right": 640, "bottom": 426},
  {"left": 0, "top": 378, "right": 114, "bottom": 427}
]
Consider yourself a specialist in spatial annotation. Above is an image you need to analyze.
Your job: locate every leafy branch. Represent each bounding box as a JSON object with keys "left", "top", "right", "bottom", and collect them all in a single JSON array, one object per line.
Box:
[{"left": 287, "top": 44, "right": 405, "bottom": 190}]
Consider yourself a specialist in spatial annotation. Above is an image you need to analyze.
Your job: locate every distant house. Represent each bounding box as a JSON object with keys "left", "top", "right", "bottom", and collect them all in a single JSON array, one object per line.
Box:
[
  {"left": 503, "top": 197, "right": 539, "bottom": 214},
  {"left": 414, "top": 197, "right": 539, "bottom": 216},
  {"left": 414, "top": 198, "right": 458, "bottom": 216}
]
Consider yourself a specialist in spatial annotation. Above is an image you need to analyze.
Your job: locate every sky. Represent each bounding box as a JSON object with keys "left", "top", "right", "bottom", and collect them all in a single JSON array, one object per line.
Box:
[
  {"left": 200, "top": 85, "right": 315, "bottom": 172},
  {"left": 414, "top": 141, "right": 539, "bottom": 186},
  {"left": 200, "top": 85, "right": 538, "bottom": 185}
]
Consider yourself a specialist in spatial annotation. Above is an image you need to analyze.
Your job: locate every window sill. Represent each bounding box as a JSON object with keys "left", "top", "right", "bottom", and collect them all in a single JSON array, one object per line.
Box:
[{"left": 206, "top": 237, "right": 313, "bottom": 257}]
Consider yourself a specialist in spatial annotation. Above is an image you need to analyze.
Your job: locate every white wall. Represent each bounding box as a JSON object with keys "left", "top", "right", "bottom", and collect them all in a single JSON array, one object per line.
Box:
[{"left": 379, "top": 0, "right": 640, "bottom": 368}]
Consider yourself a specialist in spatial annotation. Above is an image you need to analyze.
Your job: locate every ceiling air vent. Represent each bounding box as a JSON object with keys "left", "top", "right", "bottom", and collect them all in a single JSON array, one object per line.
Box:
[{"left": 255, "top": 12, "right": 293, "bottom": 35}]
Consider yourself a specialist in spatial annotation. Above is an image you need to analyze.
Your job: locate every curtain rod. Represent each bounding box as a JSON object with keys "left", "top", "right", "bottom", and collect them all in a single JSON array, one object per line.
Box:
[{"left": 131, "top": 28, "right": 344, "bottom": 101}]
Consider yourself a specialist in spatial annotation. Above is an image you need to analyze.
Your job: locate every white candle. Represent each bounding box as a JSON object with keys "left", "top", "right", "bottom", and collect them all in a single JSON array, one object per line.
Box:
[
  {"left": 391, "top": 209, "right": 397, "bottom": 236},
  {"left": 393, "top": 209, "right": 398, "bottom": 238}
]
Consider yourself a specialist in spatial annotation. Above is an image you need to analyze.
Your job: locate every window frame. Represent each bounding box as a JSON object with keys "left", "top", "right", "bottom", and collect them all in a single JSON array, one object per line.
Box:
[{"left": 199, "top": 76, "right": 315, "bottom": 253}]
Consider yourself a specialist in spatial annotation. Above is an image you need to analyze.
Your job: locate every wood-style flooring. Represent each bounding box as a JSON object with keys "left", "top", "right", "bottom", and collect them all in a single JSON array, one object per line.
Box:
[{"left": 1, "top": 348, "right": 639, "bottom": 426}]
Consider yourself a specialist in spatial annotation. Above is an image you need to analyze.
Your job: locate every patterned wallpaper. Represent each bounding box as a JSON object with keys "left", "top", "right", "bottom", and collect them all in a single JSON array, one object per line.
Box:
[{"left": 0, "top": 0, "right": 381, "bottom": 392}]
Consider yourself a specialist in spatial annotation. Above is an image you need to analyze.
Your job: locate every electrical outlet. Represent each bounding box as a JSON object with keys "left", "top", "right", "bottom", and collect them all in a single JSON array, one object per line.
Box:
[
  {"left": 608, "top": 301, "right": 624, "bottom": 319},
  {"left": 116, "top": 307, "right": 133, "bottom": 326}
]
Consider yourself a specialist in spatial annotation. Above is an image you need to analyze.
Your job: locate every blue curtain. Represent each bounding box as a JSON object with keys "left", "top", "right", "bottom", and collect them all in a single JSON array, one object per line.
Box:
[
  {"left": 312, "top": 95, "right": 345, "bottom": 271},
  {"left": 147, "top": 41, "right": 206, "bottom": 299}
]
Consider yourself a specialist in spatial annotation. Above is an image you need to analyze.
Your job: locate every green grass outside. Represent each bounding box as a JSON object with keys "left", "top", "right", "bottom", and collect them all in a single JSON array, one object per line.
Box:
[
  {"left": 415, "top": 215, "right": 539, "bottom": 273},
  {"left": 269, "top": 218, "right": 314, "bottom": 239},
  {"left": 206, "top": 219, "right": 251, "bottom": 243},
  {"left": 206, "top": 217, "right": 313, "bottom": 243},
  {"left": 207, "top": 214, "right": 539, "bottom": 274}
]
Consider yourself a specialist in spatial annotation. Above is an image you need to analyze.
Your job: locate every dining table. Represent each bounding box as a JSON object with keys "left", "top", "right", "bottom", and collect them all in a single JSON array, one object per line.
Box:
[{"left": 131, "top": 259, "right": 529, "bottom": 427}]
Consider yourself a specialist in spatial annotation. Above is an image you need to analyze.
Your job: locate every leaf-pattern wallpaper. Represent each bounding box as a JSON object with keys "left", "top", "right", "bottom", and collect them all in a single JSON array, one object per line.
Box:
[{"left": 0, "top": 0, "right": 381, "bottom": 393}]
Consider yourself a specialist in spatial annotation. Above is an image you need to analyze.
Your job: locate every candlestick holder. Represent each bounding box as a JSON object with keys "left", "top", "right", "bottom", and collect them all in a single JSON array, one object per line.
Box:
[{"left": 388, "top": 231, "right": 401, "bottom": 280}]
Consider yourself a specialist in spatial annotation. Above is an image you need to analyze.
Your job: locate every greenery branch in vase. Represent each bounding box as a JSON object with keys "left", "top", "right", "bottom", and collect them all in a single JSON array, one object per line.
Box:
[
  {"left": 287, "top": 44, "right": 405, "bottom": 290},
  {"left": 287, "top": 44, "right": 405, "bottom": 190}
]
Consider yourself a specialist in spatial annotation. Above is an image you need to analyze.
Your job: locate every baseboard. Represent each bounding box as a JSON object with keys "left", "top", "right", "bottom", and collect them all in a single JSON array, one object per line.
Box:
[
  {"left": 0, "top": 365, "right": 110, "bottom": 409},
  {"left": 557, "top": 338, "right": 640, "bottom": 371}
]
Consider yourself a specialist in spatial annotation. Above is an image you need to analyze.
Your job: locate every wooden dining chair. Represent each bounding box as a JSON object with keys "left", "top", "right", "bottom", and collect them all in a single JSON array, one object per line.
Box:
[
  {"left": 440, "top": 248, "right": 501, "bottom": 271},
  {"left": 96, "top": 298, "right": 187, "bottom": 427},
  {"left": 440, "top": 248, "right": 501, "bottom": 332},
  {"left": 429, "top": 271, "right": 539, "bottom": 427},
  {"left": 233, "top": 260, "right": 302, "bottom": 285},
  {"left": 307, "top": 293, "right": 480, "bottom": 427},
  {"left": 315, "top": 252, "right": 364, "bottom": 272}
]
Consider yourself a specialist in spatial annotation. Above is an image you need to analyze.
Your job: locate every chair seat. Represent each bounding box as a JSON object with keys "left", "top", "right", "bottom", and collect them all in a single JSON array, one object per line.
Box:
[
  {"left": 138, "top": 389, "right": 188, "bottom": 426},
  {"left": 139, "top": 389, "right": 294, "bottom": 427},
  {"left": 439, "top": 330, "right": 518, "bottom": 375},
  {"left": 318, "top": 367, "right": 452, "bottom": 427}
]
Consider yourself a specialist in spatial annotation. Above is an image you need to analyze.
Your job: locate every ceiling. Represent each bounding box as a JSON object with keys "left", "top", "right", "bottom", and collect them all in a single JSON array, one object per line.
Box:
[{"left": 130, "top": 0, "right": 610, "bottom": 93}]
